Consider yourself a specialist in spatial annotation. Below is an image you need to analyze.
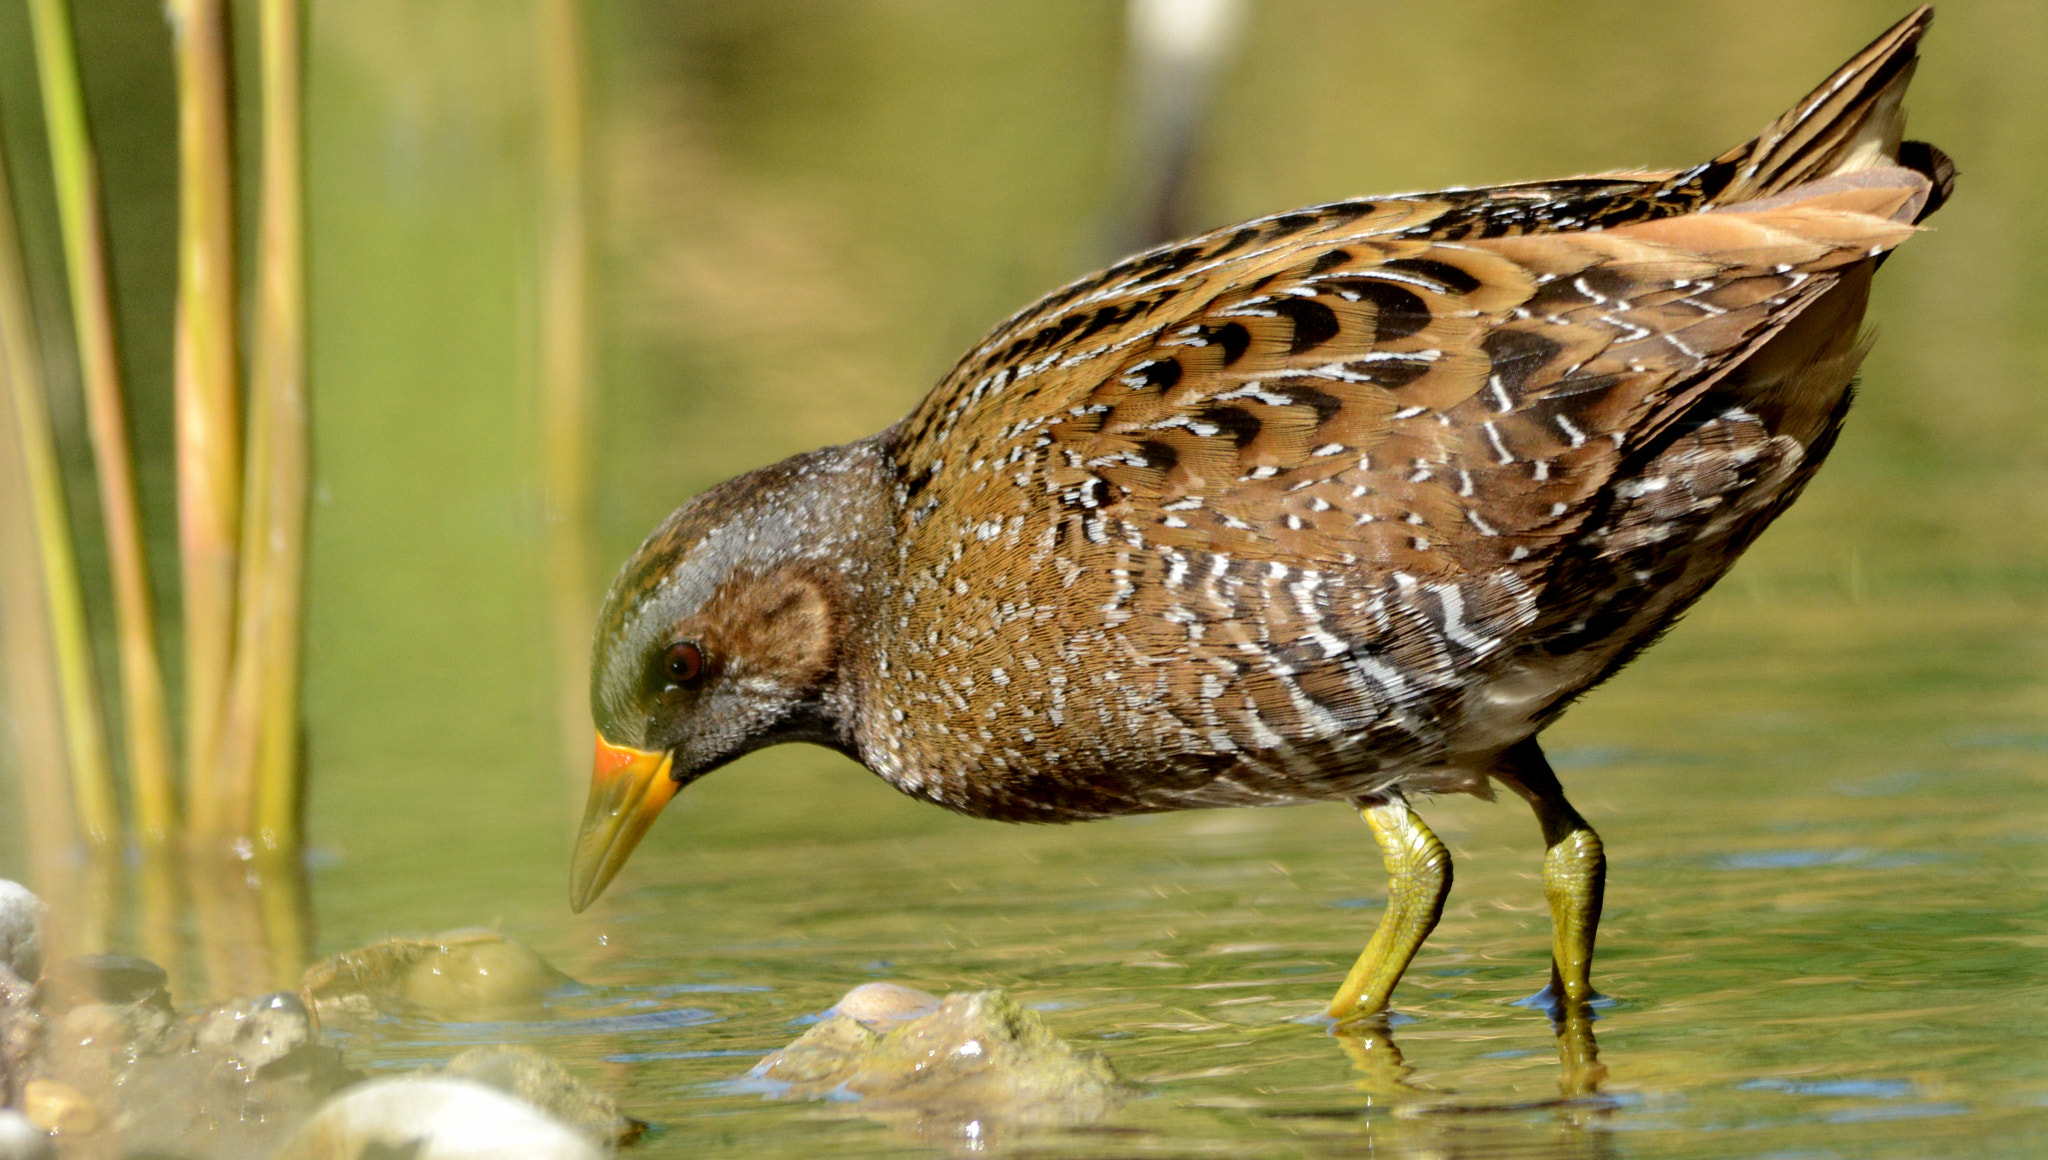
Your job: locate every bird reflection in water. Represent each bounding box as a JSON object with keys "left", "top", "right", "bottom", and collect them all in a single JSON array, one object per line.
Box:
[{"left": 1307, "top": 1007, "right": 1615, "bottom": 1158}]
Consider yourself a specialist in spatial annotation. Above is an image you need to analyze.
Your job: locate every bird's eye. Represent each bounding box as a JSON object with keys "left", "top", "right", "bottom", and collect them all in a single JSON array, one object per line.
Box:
[{"left": 662, "top": 641, "right": 705, "bottom": 687}]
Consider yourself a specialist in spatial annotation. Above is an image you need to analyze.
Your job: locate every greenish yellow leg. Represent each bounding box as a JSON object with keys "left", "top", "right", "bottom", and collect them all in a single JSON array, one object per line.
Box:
[
  {"left": 1325, "top": 795, "right": 1452, "bottom": 1021},
  {"left": 1499, "top": 739, "right": 1606, "bottom": 1008}
]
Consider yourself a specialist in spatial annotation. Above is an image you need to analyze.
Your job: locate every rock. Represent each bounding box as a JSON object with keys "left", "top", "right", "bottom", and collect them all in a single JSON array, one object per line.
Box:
[
  {"left": 300, "top": 930, "right": 572, "bottom": 1023},
  {"left": 0, "top": 1110, "right": 52, "bottom": 1160},
  {"left": 192, "top": 992, "right": 313, "bottom": 1074},
  {"left": 0, "top": 883, "right": 42, "bottom": 984},
  {"left": 432, "top": 1046, "right": 638, "bottom": 1148},
  {"left": 60, "top": 999, "right": 180, "bottom": 1055},
  {"left": 834, "top": 982, "right": 941, "bottom": 1030},
  {"left": 45, "top": 996, "right": 184, "bottom": 1096},
  {"left": 272, "top": 1077, "right": 601, "bottom": 1160},
  {"left": 31, "top": 979, "right": 354, "bottom": 1159},
  {"left": 20, "top": 1079, "right": 96, "bottom": 1137},
  {"left": 0, "top": 967, "right": 38, "bottom": 1109},
  {"left": 399, "top": 933, "right": 572, "bottom": 1021},
  {"left": 40, "top": 953, "right": 170, "bottom": 1013},
  {"left": 81, "top": 998, "right": 357, "bottom": 1160},
  {"left": 751, "top": 988, "right": 1125, "bottom": 1130}
]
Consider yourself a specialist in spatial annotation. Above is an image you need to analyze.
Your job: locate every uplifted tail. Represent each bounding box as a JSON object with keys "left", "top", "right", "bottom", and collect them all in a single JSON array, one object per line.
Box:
[{"left": 1701, "top": 5, "right": 1954, "bottom": 222}]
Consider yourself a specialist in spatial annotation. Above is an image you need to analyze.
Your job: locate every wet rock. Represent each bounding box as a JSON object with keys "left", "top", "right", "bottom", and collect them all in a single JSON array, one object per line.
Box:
[
  {"left": 31, "top": 976, "right": 356, "bottom": 1159},
  {"left": 20, "top": 1079, "right": 96, "bottom": 1138},
  {"left": 41, "top": 953, "right": 170, "bottom": 1013},
  {"left": 751, "top": 987, "right": 1125, "bottom": 1129},
  {"left": 88, "top": 1004, "right": 358, "bottom": 1160},
  {"left": 38, "top": 953, "right": 183, "bottom": 1102},
  {"left": 0, "top": 967, "right": 38, "bottom": 1109},
  {"left": 300, "top": 930, "right": 572, "bottom": 1023},
  {"left": 431, "top": 1046, "right": 637, "bottom": 1148},
  {"left": 272, "top": 1077, "right": 601, "bottom": 1160},
  {"left": 62, "top": 999, "right": 180, "bottom": 1053},
  {"left": 834, "top": 982, "right": 942, "bottom": 1030},
  {"left": 192, "top": 992, "right": 312, "bottom": 1074},
  {"left": 0, "top": 1110, "right": 53, "bottom": 1160},
  {"left": 43, "top": 999, "right": 181, "bottom": 1102},
  {"left": 0, "top": 883, "right": 42, "bottom": 984}
]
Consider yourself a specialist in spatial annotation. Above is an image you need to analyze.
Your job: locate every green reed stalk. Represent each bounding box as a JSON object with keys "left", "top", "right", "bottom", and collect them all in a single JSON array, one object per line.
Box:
[
  {"left": 0, "top": 369, "right": 83, "bottom": 906},
  {"left": 26, "top": 0, "right": 181, "bottom": 845},
  {"left": 222, "top": 0, "right": 308, "bottom": 852},
  {"left": 0, "top": 124, "right": 117, "bottom": 846},
  {"left": 538, "top": 0, "right": 596, "bottom": 792},
  {"left": 168, "top": 0, "right": 242, "bottom": 843}
]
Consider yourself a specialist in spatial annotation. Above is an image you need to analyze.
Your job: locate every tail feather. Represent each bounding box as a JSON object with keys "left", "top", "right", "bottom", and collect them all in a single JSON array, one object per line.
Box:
[{"left": 1709, "top": 7, "right": 1941, "bottom": 211}]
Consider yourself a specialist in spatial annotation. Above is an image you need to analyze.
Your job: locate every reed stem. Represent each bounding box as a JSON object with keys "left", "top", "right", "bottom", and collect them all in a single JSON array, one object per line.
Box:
[
  {"left": 539, "top": 0, "right": 596, "bottom": 794},
  {"left": 168, "top": 0, "right": 243, "bottom": 843},
  {"left": 0, "top": 120, "right": 117, "bottom": 846},
  {"left": 223, "top": 0, "right": 308, "bottom": 852},
  {"left": 26, "top": 0, "right": 181, "bottom": 845}
]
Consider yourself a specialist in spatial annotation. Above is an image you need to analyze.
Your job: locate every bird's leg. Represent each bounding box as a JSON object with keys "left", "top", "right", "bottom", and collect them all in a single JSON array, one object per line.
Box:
[
  {"left": 1325, "top": 792, "right": 1452, "bottom": 1022},
  {"left": 1496, "top": 738, "right": 1605, "bottom": 1010}
]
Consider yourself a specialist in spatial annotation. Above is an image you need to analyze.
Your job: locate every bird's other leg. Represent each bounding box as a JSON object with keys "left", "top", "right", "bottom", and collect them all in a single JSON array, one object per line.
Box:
[
  {"left": 1495, "top": 737, "right": 1606, "bottom": 1011},
  {"left": 1325, "top": 791, "right": 1453, "bottom": 1023}
]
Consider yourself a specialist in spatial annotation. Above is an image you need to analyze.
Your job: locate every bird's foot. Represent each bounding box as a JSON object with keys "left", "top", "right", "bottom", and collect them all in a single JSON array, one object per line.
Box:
[{"left": 1510, "top": 980, "right": 1615, "bottom": 1022}]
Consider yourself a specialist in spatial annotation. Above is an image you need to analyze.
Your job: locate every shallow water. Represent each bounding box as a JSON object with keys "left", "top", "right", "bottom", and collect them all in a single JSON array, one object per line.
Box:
[
  {"left": 3, "top": 2, "right": 2046, "bottom": 1156},
  {"left": 291, "top": 590, "right": 2041, "bottom": 1159}
]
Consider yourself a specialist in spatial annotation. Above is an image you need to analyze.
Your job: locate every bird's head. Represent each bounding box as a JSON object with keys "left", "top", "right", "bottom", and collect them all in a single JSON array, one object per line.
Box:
[{"left": 569, "top": 443, "right": 892, "bottom": 911}]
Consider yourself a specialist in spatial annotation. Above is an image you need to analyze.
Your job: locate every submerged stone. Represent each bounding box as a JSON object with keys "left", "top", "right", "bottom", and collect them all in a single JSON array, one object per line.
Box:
[
  {"left": 0, "top": 967, "right": 37, "bottom": 1110},
  {"left": 430, "top": 1046, "right": 639, "bottom": 1148},
  {"left": 0, "top": 883, "right": 42, "bottom": 984},
  {"left": 23, "top": 961, "right": 360, "bottom": 1159},
  {"left": 300, "top": 929, "right": 573, "bottom": 1023},
  {"left": 20, "top": 1079, "right": 96, "bottom": 1138},
  {"left": 273, "top": 1077, "right": 601, "bottom": 1160},
  {"left": 41, "top": 953, "right": 169, "bottom": 1013},
  {"left": 751, "top": 987, "right": 1125, "bottom": 1130},
  {"left": 192, "top": 992, "right": 319, "bottom": 1077}
]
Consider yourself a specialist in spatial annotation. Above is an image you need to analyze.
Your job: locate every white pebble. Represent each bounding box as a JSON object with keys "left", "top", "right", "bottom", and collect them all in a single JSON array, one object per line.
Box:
[
  {"left": 273, "top": 1078, "right": 600, "bottom": 1160},
  {"left": 0, "top": 1110, "right": 52, "bottom": 1160}
]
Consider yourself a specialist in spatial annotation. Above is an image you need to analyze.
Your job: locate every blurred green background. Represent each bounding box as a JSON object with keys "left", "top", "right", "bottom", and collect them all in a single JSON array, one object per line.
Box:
[{"left": 0, "top": 2, "right": 2043, "bottom": 1153}]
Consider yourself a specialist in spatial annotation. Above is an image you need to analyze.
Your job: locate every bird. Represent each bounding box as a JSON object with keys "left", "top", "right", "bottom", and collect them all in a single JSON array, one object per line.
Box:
[{"left": 570, "top": 8, "right": 1951, "bottom": 1023}]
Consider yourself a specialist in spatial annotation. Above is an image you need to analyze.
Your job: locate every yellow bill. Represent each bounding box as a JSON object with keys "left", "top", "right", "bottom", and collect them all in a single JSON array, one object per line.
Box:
[{"left": 570, "top": 734, "right": 678, "bottom": 912}]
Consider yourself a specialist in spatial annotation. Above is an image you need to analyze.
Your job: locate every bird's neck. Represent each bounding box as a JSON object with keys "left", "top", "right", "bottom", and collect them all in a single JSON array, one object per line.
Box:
[{"left": 739, "top": 436, "right": 903, "bottom": 758}]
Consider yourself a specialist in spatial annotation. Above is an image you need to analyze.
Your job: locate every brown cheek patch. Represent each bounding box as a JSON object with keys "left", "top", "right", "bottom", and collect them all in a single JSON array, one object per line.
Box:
[{"left": 696, "top": 566, "right": 837, "bottom": 686}]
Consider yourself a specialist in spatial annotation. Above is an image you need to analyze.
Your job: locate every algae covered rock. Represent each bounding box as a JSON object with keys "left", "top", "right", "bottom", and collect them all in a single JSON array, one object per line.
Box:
[
  {"left": 429, "top": 1046, "right": 639, "bottom": 1148},
  {"left": 299, "top": 929, "right": 572, "bottom": 1022},
  {"left": 751, "top": 987, "right": 1125, "bottom": 1128}
]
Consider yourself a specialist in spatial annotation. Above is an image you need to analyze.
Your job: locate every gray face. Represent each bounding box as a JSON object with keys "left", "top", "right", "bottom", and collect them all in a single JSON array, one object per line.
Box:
[{"left": 589, "top": 440, "right": 896, "bottom": 777}]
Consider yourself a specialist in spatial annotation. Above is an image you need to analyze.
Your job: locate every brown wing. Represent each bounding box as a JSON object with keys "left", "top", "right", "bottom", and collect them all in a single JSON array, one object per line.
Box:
[
  {"left": 889, "top": 181, "right": 1921, "bottom": 583},
  {"left": 861, "top": 9, "right": 1943, "bottom": 814}
]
